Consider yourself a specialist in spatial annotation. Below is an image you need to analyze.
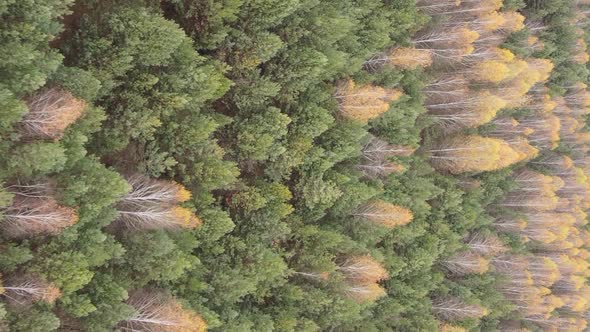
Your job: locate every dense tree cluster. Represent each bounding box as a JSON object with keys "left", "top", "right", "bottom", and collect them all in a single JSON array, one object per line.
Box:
[{"left": 0, "top": 0, "right": 589, "bottom": 331}]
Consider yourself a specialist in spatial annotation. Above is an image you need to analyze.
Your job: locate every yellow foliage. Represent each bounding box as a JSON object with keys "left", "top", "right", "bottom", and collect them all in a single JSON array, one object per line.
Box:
[
  {"left": 159, "top": 300, "right": 208, "bottom": 332},
  {"left": 337, "top": 80, "right": 403, "bottom": 123},
  {"left": 346, "top": 283, "right": 387, "bottom": 303},
  {"left": 495, "top": 48, "right": 515, "bottom": 62},
  {"left": 387, "top": 48, "right": 433, "bottom": 69},
  {"left": 439, "top": 323, "right": 467, "bottom": 332},
  {"left": 174, "top": 183, "right": 192, "bottom": 203},
  {"left": 431, "top": 136, "right": 532, "bottom": 174},
  {"left": 456, "top": 27, "right": 480, "bottom": 45},
  {"left": 540, "top": 94, "right": 557, "bottom": 113},
  {"left": 171, "top": 207, "right": 202, "bottom": 229},
  {"left": 469, "top": 60, "right": 510, "bottom": 83},
  {"left": 501, "top": 12, "right": 526, "bottom": 32},
  {"left": 340, "top": 255, "right": 389, "bottom": 284},
  {"left": 42, "top": 285, "right": 62, "bottom": 304},
  {"left": 478, "top": 91, "right": 507, "bottom": 117},
  {"left": 506, "top": 59, "right": 529, "bottom": 80},
  {"left": 479, "top": 11, "right": 505, "bottom": 31}
]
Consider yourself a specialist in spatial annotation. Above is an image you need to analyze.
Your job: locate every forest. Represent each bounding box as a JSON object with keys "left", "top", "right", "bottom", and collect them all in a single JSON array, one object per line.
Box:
[{"left": 0, "top": 0, "right": 590, "bottom": 331}]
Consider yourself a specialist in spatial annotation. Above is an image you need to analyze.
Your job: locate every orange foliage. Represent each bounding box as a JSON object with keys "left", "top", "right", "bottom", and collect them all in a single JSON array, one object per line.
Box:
[
  {"left": 429, "top": 135, "right": 535, "bottom": 174},
  {"left": 2, "top": 274, "right": 61, "bottom": 305},
  {"left": 353, "top": 200, "right": 414, "bottom": 228},
  {"left": 442, "top": 251, "right": 490, "bottom": 276},
  {"left": 22, "top": 87, "right": 86, "bottom": 140},
  {"left": 345, "top": 283, "right": 387, "bottom": 303},
  {"left": 122, "top": 290, "right": 207, "bottom": 332},
  {"left": 338, "top": 255, "right": 389, "bottom": 284},
  {"left": 386, "top": 48, "right": 433, "bottom": 69},
  {"left": 432, "top": 297, "right": 489, "bottom": 321},
  {"left": 2, "top": 196, "right": 78, "bottom": 238}
]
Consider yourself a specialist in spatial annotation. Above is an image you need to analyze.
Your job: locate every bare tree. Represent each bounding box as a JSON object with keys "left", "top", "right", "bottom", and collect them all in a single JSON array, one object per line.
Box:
[
  {"left": 2, "top": 274, "right": 61, "bottom": 305},
  {"left": 21, "top": 88, "right": 86, "bottom": 140},
  {"left": 431, "top": 297, "right": 489, "bottom": 321},
  {"left": 337, "top": 256, "right": 388, "bottom": 284},
  {"left": 120, "top": 289, "right": 207, "bottom": 332},
  {"left": 122, "top": 175, "right": 192, "bottom": 208},
  {"left": 117, "top": 206, "right": 201, "bottom": 231},
  {"left": 465, "top": 232, "right": 507, "bottom": 256},
  {"left": 441, "top": 251, "right": 490, "bottom": 276},
  {"left": 1, "top": 196, "right": 78, "bottom": 238},
  {"left": 352, "top": 200, "right": 413, "bottom": 228}
]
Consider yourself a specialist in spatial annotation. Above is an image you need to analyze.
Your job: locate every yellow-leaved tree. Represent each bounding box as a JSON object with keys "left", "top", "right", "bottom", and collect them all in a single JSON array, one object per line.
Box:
[
  {"left": 335, "top": 80, "right": 402, "bottom": 123},
  {"left": 352, "top": 200, "right": 414, "bottom": 228},
  {"left": 429, "top": 135, "right": 536, "bottom": 174}
]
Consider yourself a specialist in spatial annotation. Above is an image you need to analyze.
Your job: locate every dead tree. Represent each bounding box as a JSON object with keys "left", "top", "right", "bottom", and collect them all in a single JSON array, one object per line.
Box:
[
  {"left": 465, "top": 232, "right": 507, "bottom": 256},
  {"left": 122, "top": 175, "right": 192, "bottom": 208},
  {"left": 352, "top": 200, "right": 414, "bottom": 228},
  {"left": 337, "top": 256, "right": 388, "bottom": 284},
  {"left": 120, "top": 289, "right": 207, "bottom": 332},
  {"left": 441, "top": 251, "right": 490, "bottom": 276},
  {"left": 1, "top": 196, "right": 78, "bottom": 238},
  {"left": 431, "top": 297, "right": 489, "bottom": 321},
  {"left": 21, "top": 87, "right": 86, "bottom": 140},
  {"left": 2, "top": 274, "right": 61, "bottom": 305},
  {"left": 117, "top": 206, "right": 201, "bottom": 231}
]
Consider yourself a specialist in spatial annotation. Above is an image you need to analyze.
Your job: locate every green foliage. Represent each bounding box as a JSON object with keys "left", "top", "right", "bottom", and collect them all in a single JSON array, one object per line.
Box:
[
  {"left": 5, "top": 142, "right": 66, "bottom": 177},
  {"left": 0, "top": 243, "right": 33, "bottom": 272},
  {"left": 2, "top": 0, "right": 576, "bottom": 330},
  {"left": 8, "top": 305, "right": 60, "bottom": 332},
  {"left": 0, "top": 0, "right": 70, "bottom": 95},
  {"left": 234, "top": 107, "right": 291, "bottom": 161}
]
